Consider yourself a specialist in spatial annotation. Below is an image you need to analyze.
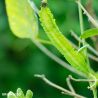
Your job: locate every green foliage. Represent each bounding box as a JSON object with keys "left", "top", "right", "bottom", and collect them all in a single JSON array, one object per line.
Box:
[
  {"left": 81, "top": 28, "right": 98, "bottom": 39},
  {"left": 5, "top": 0, "right": 38, "bottom": 39},
  {"left": 7, "top": 88, "right": 33, "bottom": 98},
  {"left": 39, "top": 6, "right": 93, "bottom": 76},
  {"left": 6, "top": 0, "right": 93, "bottom": 76}
]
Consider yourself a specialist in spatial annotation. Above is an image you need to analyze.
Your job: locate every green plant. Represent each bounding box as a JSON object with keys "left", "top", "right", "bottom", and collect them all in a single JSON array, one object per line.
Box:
[{"left": 5, "top": 0, "right": 98, "bottom": 97}]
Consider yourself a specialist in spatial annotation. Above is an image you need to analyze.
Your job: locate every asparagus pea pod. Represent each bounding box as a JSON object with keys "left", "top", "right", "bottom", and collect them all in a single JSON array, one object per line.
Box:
[{"left": 39, "top": 1, "right": 94, "bottom": 76}]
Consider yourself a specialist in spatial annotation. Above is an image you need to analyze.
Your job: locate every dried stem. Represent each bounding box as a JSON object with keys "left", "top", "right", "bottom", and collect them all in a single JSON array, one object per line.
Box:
[
  {"left": 66, "top": 76, "right": 77, "bottom": 98},
  {"left": 66, "top": 77, "right": 76, "bottom": 93},
  {"left": 67, "top": 75, "right": 98, "bottom": 98},
  {"left": 76, "top": 0, "right": 98, "bottom": 28},
  {"left": 68, "top": 75, "right": 98, "bottom": 98},
  {"left": 35, "top": 74, "right": 86, "bottom": 98},
  {"left": 88, "top": 54, "right": 98, "bottom": 62}
]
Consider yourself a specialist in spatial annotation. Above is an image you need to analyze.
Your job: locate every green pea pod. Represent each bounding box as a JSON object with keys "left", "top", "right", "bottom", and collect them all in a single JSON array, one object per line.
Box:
[{"left": 39, "top": 3, "right": 94, "bottom": 76}]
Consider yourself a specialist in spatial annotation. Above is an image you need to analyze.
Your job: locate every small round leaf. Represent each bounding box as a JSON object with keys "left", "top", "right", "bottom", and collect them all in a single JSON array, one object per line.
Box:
[{"left": 5, "top": 0, "right": 38, "bottom": 39}]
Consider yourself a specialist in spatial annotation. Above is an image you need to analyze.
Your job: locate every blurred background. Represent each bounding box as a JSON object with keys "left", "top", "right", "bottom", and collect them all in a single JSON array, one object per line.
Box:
[{"left": 0, "top": 0, "right": 98, "bottom": 98}]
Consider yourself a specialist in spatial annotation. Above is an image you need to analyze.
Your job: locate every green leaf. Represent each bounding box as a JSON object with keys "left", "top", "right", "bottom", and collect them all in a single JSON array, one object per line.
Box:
[
  {"left": 5, "top": 0, "right": 38, "bottom": 39},
  {"left": 25, "top": 90, "right": 33, "bottom": 98},
  {"left": 16, "top": 88, "right": 24, "bottom": 98},
  {"left": 7, "top": 92, "right": 17, "bottom": 98},
  {"left": 81, "top": 28, "right": 98, "bottom": 39}
]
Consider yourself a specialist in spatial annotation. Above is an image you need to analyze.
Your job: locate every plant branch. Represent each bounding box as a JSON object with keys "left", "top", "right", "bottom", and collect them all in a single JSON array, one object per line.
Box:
[
  {"left": 66, "top": 76, "right": 76, "bottom": 93},
  {"left": 66, "top": 75, "right": 79, "bottom": 98},
  {"left": 28, "top": 0, "right": 39, "bottom": 14},
  {"left": 68, "top": 75, "right": 98, "bottom": 98},
  {"left": 88, "top": 54, "right": 98, "bottom": 62},
  {"left": 68, "top": 75, "right": 95, "bottom": 82},
  {"left": 35, "top": 74, "right": 86, "bottom": 98},
  {"left": 67, "top": 74, "right": 98, "bottom": 98}
]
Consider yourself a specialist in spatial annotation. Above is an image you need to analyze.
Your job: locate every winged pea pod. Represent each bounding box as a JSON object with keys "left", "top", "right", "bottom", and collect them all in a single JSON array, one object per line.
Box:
[{"left": 39, "top": 5, "right": 95, "bottom": 77}]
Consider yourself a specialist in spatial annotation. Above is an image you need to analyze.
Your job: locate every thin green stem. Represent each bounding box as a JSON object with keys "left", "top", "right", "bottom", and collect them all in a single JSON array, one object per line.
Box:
[
  {"left": 69, "top": 75, "right": 95, "bottom": 82},
  {"left": 36, "top": 38, "right": 52, "bottom": 45},
  {"left": 78, "top": 0, "right": 90, "bottom": 67},
  {"left": 93, "top": 88, "right": 97, "bottom": 98},
  {"left": 89, "top": 81, "right": 97, "bottom": 98},
  {"left": 78, "top": 0, "right": 84, "bottom": 35},
  {"left": 78, "top": 45, "right": 89, "bottom": 53},
  {"left": 78, "top": 0, "right": 85, "bottom": 47}
]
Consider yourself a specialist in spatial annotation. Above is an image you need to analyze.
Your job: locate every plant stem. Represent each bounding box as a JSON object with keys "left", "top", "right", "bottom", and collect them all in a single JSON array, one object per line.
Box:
[
  {"left": 88, "top": 54, "right": 98, "bottom": 62},
  {"left": 28, "top": 0, "right": 39, "bottom": 14},
  {"left": 66, "top": 77, "right": 76, "bottom": 93},
  {"left": 35, "top": 74, "right": 86, "bottom": 98},
  {"left": 69, "top": 75, "right": 95, "bottom": 82},
  {"left": 78, "top": 45, "right": 89, "bottom": 52},
  {"left": 93, "top": 88, "right": 97, "bottom": 98},
  {"left": 78, "top": 0, "right": 85, "bottom": 48},
  {"left": 78, "top": 0, "right": 84, "bottom": 35}
]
